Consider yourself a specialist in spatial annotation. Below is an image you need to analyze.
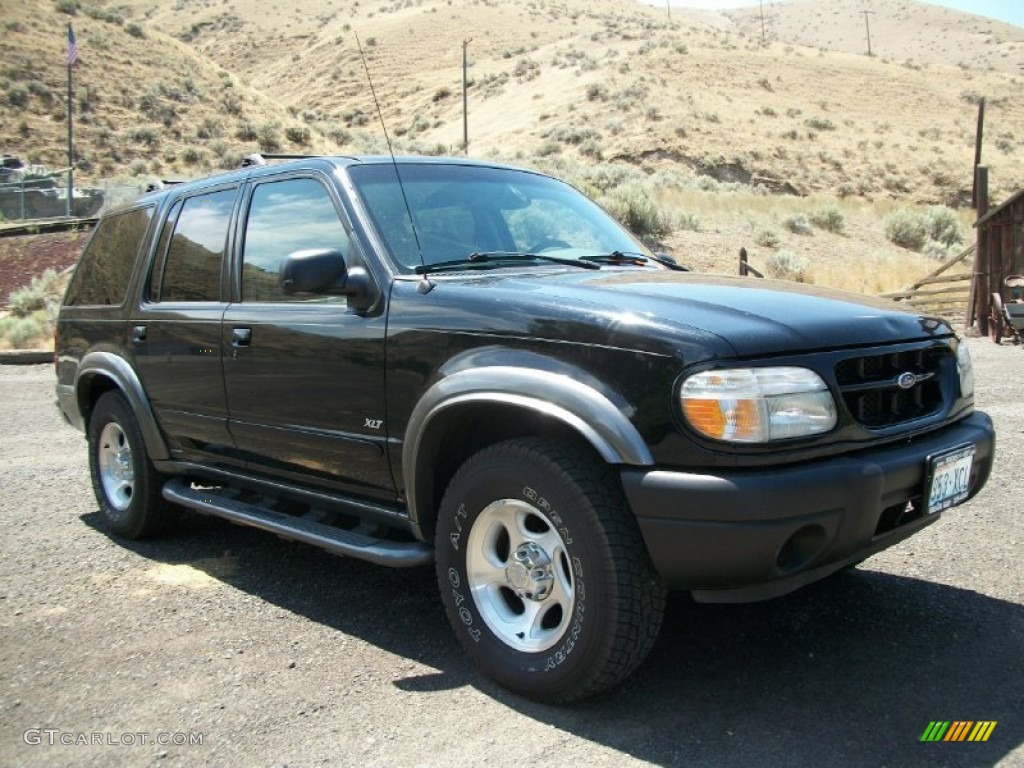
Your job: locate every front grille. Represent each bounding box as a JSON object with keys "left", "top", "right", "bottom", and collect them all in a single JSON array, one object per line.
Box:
[{"left": 835, "top": 346, "right": 949, "bottom": 429}]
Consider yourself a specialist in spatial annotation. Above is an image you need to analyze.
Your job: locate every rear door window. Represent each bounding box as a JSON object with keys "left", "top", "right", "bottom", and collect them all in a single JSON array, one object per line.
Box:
[
  {"left": 64, "top": 206, "right": 154, "bottom": 306},
  {"left": 153, "top": 189, "right": 236, "bottom": 302}
]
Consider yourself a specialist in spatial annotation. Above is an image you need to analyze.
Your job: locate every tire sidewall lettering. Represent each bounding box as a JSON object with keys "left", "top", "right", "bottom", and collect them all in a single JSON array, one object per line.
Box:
[{"left": 443, "top": 483, "right": 589, "bottom": 675}]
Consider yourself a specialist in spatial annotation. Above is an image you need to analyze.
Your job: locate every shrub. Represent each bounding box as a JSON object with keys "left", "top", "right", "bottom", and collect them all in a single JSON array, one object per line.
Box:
[
  {"left": 126, "top": 22, "right": 145, "bottom": 38},
  {"left": 221, "top": 91, "right": 243, "bottom": 116},
  {"left": 805, "top": 116, "right": 835, "bottom": 131},
  {"left": 9, "top": 269, "right": 60, "bottom": 317},
  {"left": 885, "top": 210, "right": 928, "bottom": 251},
  {"left": 784, "top": 215, "right": 813, "bottom": 235},
  {"left": 0, "top": 316, "right": 44, "bottom": 349},
  {"left": 545, "top": 125, "right": 600, "bottom": 145},
  {"left": 7, "top": 85, "right": 29, "bottom": 108},
  {"left": 285, "top": 124, "right": 311, "bottom": 145},
  {"left": 923, "top": 206, "right": 963, "bottom": 247},
  {"left": 132, "top": 126, "right": 159, "bottom": 146},
  {"left": 754, "top": 228, "right": 780, "bottom": 248},
  {"left": 766, "top": 250, "right": 810, "bottom": 282},
  {"left": 586, "top": 83, "right": 608, "bottom": 101},
  {"left": 676, "top": 212, "right": 701, "bottom": 232},
  {"left": 197, "top": 116, "right": 222, "bottom": 139},
  {"left": 600, "top": 183, "right": 671, "bottom": 242},
  {"left": 809, "top": 205, "right": 845, "bottom": 234},
  {"left": 536, "top": 140, "right": 561, "bottom": 157},
  {"left": 579, "top": 138, "right": 603, "bottom": 159},
  {"left": 54, "top": 0, "right": 77, "bottom": 15},
  {"left": 257, "top": 123, "right": 282, "bottom": 152},
  {"left": 235, "top": 120, "right": 258, "bottom": 141}
]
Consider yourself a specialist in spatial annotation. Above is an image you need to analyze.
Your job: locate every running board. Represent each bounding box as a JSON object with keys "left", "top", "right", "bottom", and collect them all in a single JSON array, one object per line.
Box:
[{"left": 162, "top": 478, "right": 433, "bottom": 568}]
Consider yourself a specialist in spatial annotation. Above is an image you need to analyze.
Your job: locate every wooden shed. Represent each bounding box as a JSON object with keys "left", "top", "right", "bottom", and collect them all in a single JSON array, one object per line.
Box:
[{"left": 971, "top": 187, "right": 1024, "bottom": 335}]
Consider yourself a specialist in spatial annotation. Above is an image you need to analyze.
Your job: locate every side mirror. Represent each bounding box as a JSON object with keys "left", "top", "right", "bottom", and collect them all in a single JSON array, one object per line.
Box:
[{"left": 279, "top": 249, "right": 377, "bottom": 311}]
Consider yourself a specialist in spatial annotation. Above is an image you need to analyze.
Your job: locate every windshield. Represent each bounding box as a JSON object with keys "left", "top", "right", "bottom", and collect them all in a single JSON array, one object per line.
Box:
[{"left": 346, "top": 162, "right": 653, "bottom": 271}]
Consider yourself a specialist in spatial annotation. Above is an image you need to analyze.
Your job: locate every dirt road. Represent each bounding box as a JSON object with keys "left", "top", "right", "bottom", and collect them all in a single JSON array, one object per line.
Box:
[{"left": 1, "top": 338, "right": 1021, "bottom": 767}]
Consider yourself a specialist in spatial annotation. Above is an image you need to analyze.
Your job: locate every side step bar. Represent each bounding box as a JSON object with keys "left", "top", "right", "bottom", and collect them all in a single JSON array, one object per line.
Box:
[{"left": 162, "top": 478, "right": 434, "bottom": 568}]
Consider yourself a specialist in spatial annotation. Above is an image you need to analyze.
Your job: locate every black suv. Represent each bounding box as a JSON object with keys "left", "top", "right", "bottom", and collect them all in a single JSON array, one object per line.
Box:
[{"left": 56, "top": 155, "right": 995, "bottom": 702}]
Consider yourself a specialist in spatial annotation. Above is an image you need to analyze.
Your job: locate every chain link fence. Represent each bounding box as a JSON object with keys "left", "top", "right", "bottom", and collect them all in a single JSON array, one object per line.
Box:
[{"left": 0, "top": 174, "right": 149, "bottom": 223}]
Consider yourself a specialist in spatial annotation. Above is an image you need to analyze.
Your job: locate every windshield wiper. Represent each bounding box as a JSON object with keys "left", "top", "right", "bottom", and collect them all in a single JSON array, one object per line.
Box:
[
  {"left": 580, "top": 250, "right": 689, "bottom": 271},
  {"left": 415, "top": 251, "right": 599, "bottom": 274}
]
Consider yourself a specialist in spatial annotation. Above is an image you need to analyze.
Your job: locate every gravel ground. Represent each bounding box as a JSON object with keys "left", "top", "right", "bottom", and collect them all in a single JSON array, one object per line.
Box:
[{"left": 0, "top": 338, "right": 1021, "bottom": 768}]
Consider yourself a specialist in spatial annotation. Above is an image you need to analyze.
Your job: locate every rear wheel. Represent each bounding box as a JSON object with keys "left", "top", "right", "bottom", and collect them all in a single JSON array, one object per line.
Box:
[
  {"left": 434, "top": 438, "right": 665, "bottom": 703},
  {"left": 88, "top": 391, "right": 177, "bottom": 538}
]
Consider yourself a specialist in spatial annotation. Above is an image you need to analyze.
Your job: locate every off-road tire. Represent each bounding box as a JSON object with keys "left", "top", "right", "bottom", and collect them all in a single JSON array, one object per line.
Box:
[
  {"left": 87, "top": 391, "right": 177, "bottom": 539},
  {"left": 435, "top": 437, "right": 665, "bottom": 703}
]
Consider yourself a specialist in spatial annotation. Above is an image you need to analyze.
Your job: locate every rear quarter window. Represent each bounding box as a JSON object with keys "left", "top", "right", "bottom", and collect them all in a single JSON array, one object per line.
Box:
[{"left": 64, "top": 206, "right": 154, "bottom": 306}]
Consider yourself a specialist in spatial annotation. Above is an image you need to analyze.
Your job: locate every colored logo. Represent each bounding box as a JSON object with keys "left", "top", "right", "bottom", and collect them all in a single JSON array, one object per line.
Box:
[{"left": 920, "top": 721, "right": 997, "bottom": 742}]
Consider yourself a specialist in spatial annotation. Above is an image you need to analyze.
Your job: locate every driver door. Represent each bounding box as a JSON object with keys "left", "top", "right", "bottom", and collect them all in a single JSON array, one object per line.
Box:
[{"left": 222, "top": 172, "right": 393, "bottom": 500}]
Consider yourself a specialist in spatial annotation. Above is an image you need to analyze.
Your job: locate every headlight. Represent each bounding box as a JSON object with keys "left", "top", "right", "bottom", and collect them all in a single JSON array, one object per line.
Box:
[
  {"left": 680, "top": 367, "right": 837, "bottom": 443},
  {"left": 956, "top": 341, "right": 974, "bottom": 398}
]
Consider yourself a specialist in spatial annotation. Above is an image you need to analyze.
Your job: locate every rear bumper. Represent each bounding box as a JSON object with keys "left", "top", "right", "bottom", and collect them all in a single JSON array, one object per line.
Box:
[{"left": 621, "top": 411, "right": 995, "bottom": 602}]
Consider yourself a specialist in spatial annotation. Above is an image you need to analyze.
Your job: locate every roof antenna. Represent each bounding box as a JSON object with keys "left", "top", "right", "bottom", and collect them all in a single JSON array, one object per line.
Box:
[{"left": 355, "top": 33, "right": 431, "bottom": 292}]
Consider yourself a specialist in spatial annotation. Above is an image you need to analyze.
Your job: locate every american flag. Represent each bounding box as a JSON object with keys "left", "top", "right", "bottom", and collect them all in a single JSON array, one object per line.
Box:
[{"left": 67, "top": 24, "right": 78, "bottom": 67}]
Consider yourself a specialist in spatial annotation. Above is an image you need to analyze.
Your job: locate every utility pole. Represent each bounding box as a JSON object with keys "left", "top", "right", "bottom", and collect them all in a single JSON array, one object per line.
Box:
[
  {"left": 666, "top": 0, "right": 670, "bottom": 21},
  {"left": 861, "top": 10, "right": 875, "bottom": 57},
  {"left": 759, "top": 0, "right": 766, "bottom": 44},
  {"left": 462, "top": 38, "right": 471, "bottom": 154},
  {"left": 66, "top": 23, "right": 77, "bottom": 217},
  {"left": 972, "top": 97, "right": 986, "bottom": 208}
]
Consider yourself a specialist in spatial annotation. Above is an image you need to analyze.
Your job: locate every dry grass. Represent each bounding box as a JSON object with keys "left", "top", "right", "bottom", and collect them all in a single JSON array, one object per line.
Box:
[{"left": 655, "top": 189, "right": 952, "bottom": 294}]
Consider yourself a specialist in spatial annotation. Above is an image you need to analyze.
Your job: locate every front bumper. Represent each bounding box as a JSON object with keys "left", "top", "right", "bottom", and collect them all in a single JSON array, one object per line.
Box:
[{"left": 622, "top": 411, "right": 995, "bottom": 603}]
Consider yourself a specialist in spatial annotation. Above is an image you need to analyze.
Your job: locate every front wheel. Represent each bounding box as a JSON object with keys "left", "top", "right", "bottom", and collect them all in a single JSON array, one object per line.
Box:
[
  {"left": 87, "top": 391, "right": 177, "bottom": 539},
  {"left": 435, "top": 438, "right": 665, "bottom": 703}
]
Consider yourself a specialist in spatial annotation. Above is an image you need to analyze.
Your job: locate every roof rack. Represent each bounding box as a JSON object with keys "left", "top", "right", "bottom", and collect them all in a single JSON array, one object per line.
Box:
[
  {"left": 145, "top": 179, "right": 186, "bottom": 192},
  {"left": 239, "top": 152, "right": 320, "bottom": 168}
]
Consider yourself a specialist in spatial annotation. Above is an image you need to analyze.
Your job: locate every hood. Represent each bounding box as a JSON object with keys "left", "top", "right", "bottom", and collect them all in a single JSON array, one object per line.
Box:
[{"left": 421, "top": 268, "right": 954, "bottom": 359}]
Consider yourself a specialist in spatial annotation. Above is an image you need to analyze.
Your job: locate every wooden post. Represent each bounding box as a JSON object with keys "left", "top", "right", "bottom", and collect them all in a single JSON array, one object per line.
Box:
[
  {"left": 739, "top": 247, "right": 748, "bottom": 276},
  {"left": 973, "top": 166, "right": 989, "bottom": 333},
  {"left": 1014, "top": 200, "right": 1024, "bottom": 276},
  {"left": 971, "top": 98, "right": 985, "bottom": 209}
]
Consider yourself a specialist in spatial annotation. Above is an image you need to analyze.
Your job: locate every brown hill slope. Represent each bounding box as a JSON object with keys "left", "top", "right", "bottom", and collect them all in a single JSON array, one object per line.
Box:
[
  {"left": 0, "top": 0, "right": 342, "bottom": 180},
  {"left": 1, "top": 0, "right": 1021, "bottom": 204}
]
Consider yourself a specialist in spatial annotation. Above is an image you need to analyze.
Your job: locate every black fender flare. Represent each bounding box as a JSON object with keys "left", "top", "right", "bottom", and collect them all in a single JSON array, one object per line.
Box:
[
  {"left": 402, "top": 364, "right": 653, "bottom": 533},
  {"left": 74, "top": 351, "right": 170, "bottom": 461}
]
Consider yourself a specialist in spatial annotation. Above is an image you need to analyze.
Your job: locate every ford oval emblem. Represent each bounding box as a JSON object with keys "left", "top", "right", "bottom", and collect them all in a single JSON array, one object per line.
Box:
[{"left": 897, "top": 372, "right": 918, "bottom": 390}]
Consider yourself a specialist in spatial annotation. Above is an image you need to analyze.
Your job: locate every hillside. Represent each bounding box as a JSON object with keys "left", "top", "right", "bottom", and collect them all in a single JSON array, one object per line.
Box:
[
  {"left": 725, "top": 0, "right": 1024, "bottom": 74},
  {"left": 1, "top": 0, "right": 1022, "bottom": 205}
]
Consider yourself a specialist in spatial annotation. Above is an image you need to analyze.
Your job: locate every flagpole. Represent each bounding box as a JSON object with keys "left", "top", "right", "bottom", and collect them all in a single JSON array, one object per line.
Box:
[{"left": 66, "top": 22, "right": 74, "bottom": 217}]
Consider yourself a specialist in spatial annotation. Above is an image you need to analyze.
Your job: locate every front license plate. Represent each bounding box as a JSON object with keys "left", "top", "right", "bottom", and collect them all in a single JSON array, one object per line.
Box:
[{"left": 925, "top": 445, "right": 975, "bottom": 515}]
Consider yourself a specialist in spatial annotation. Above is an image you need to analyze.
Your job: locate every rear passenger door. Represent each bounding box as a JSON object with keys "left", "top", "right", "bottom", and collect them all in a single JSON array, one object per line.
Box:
[
  {"left": 222, "top": 173, "right": 393, "bottom": 500},
  {"left": 131, "top": 186, "right": 239, "bottom": 464}
]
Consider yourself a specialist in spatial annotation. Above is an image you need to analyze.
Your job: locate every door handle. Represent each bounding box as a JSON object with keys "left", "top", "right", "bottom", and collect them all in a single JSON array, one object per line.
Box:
[
  {"left": 231, "top": 327, "right": 252, "bottom": 347},
  {"left": 131, "top": 325, "right": 147, "bottom": 343}
]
